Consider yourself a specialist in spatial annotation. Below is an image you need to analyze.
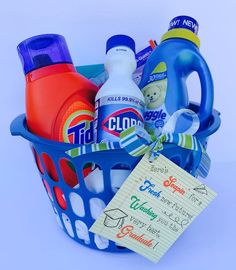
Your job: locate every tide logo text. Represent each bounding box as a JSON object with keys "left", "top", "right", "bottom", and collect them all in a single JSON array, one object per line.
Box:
[{"left": 67, "top": 121, "right": 94, "bottom": 144}]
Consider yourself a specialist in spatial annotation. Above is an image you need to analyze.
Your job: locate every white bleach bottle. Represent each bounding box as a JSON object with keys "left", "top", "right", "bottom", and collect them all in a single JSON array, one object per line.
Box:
[
  {"left": 88, "top": 35, "right": 145, "bottom": 193},
  {"left": 94, "top": 34, "right": 145, "bottom": 143}
]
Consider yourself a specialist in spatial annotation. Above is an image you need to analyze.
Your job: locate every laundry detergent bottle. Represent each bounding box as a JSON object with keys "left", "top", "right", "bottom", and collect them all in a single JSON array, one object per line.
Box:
[
  {"left": 17, "top": 34, "right": 98, "bottom": 188},
  {"left": 139, "top": 16, "right": 214, "bottom": 136}
]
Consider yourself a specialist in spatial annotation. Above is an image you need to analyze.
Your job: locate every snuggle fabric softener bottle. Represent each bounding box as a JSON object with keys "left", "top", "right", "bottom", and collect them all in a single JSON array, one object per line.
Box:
[
  {"left": 17, "top": 34, "right": 98, "bottom": 189},
  {"left": 139, "top": 16, "right": 214, "bottom": 137},
  {"left": 94, "top": 34, "right": 145, "bottom": 142}
]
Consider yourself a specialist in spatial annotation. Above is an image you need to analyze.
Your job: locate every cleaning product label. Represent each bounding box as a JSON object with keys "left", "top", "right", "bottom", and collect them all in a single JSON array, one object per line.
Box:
[
  {"left": 59, "top": 101, "right": 94, "bottom": 144},
  {"left": 94, "top": 95, "right": 145, "bottom": 142},
  {"left": 141, "top": 62, "right": 170, "bottom": 137},
  {"left": 136, "top": 45, "right": 153, "bottom": 69},
  {"left": 133, "top": 45, "right": 154, "bottom": 85}
]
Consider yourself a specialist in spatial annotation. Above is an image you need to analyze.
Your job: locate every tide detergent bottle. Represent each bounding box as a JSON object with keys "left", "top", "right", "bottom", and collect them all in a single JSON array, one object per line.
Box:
[
  {"left": 94, "top": 34, "right": 145, "bottom": 142},
  {"left": 139, "top": 16, "right": 213, "bottom": 137},
  {"left": 17, "top": 34, "right": 98, "bottom": 188}
]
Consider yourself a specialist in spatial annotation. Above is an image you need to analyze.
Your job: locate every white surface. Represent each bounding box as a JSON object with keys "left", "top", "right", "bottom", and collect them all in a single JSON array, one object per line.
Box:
[{"left": 1, "top": 0, "right": 235, "bottom": 269}]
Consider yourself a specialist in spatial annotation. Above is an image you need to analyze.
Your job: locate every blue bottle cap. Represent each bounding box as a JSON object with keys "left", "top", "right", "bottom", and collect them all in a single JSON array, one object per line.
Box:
[
  {"left": 168, "top": 16, "right": 199, "bottom": 35},
  {"left": 17, "top": 34, "right": 73, "bottom": 75},
  {"left": 106, "top": 35, "right": 136, "bottom": 54}
]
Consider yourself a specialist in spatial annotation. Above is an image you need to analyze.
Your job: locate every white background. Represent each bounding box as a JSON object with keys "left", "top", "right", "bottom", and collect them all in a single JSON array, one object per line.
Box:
[{"left": 0, "top": 0, "right": 235, "bottom": 269}]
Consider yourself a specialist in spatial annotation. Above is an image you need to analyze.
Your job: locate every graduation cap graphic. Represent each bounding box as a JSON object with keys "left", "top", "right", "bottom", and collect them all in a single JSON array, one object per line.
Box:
[
  {"left": 193, "top": 184, "right": 208, "bottom": 195},
  {"left": 103, "top": 208, "right": 128, "bottom": 229}
]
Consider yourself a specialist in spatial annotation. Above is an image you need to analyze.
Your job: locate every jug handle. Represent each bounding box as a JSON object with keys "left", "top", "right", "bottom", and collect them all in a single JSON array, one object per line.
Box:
[
  {"left": 189, "top": 51, "right": 214, "bottom": 130},
  {"left": 177, "top": 50, "right": 214, "bottom": 131}
]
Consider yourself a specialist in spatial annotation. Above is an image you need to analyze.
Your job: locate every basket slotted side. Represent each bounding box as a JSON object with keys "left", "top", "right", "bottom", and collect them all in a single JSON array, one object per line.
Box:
[
  {"left": 35, "top": 143, "right": 140, "bottom": 252},
  {"left": 10, "top": 107, "right": 221, "bottom": 251}
]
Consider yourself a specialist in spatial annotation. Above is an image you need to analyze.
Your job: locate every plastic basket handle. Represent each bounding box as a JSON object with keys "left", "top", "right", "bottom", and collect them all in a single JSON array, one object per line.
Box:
[
  {"left": 10, "top": 114, "right": 27, "bottom": 137},
  {"left": 10, "top": 114, "right": 75, "bottom": 151}
]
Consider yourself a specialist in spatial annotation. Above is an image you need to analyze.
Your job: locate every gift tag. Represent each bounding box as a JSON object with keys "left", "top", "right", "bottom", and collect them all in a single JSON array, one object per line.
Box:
[{"left": 90, "top": 154, "right": 217, "bottom": 263}]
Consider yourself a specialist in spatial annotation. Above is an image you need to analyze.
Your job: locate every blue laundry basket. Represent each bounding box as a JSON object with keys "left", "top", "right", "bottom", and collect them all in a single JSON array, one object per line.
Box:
[{"left": 10, "top": 102, "right": 220, "bottom": 252}]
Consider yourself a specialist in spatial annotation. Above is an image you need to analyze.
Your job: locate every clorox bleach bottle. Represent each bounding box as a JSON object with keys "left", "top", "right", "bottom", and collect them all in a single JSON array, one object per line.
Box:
[
  {"left": 94, "top": 35, "right": 145, "bottom": 142},
  {"left": 139, "top": 16, "right": 214, "bottom": 137},
  {"left": 88, "top": 35, "right": 145, "bottom": 193}
]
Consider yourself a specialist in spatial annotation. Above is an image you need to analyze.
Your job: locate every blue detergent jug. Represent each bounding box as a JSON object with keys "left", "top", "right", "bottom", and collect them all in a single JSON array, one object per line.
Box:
[{"left": 139, "top": 15, "right": 214, "bottom": 136}]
